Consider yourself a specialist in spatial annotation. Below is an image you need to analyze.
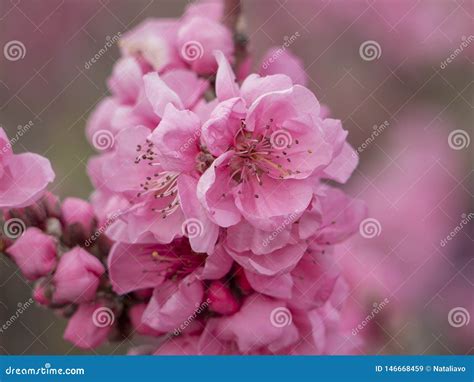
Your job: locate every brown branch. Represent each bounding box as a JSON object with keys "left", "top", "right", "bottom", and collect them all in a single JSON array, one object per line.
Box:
[{"left": 223, "top": 0, "right": 248, "bottom": 72}]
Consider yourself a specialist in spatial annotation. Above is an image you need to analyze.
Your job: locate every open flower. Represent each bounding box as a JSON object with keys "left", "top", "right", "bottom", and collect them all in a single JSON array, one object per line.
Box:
[
  {"left": 198, "top": 52, "right": 358, "bottom": 231},
  {"left": 156, "top": 285, "right": 354, "bottom": 355},
  {"left": 108, "top": 239, "right": 232, "bottom": 333}
]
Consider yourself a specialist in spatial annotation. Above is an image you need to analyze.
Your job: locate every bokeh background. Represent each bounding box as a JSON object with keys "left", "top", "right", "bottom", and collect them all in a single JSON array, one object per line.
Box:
[{"left": 0, "top": 0, "right": 472, "bottom": 355}]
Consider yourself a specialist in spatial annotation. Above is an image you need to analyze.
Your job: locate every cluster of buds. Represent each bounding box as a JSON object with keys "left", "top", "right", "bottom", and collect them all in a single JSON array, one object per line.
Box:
[{"left": 1, "top": 194, "right": 125, "bottom": 348}]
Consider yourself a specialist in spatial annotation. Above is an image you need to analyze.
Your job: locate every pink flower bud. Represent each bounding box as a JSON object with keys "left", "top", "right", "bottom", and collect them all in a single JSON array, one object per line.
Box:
[
  {"left": 53, "top": 247, "right": 105, "bottom": 304},
  {"left": 63, "top": 303, "right": 113, "bottom": 349},
  {"left": 207, "top": 280, "right": 240, "bottom": 315},
  {"left": 61, "top": 197, "right": 95, "bottom": 234},
  {"left": 6, "top": 227, "right": 57, "bottom": 280}
]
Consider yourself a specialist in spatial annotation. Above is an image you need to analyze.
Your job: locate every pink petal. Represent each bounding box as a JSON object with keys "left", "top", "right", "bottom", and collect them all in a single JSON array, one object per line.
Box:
[
  {"left": 150, "top": 104, "right": 201, "bottom": 173},
  {"left": 142, "top": 274, "right": 204, "bottom": 332},
  {"left": 178, "top": 174, "right": 219, "bottom": 253},
  {"left": 108, "top": 242, "right": 168, "bottom": 294},
  {"left": 213, "top": 50, "right": 239, "bottom": 100},
  {"left": 240, "top": 73, "right": 293, "bottom": 106},
  {"left": 197, "top": 151, "right": 242, "bottom": 227},
  {"left": 225, "top": 243, "right": 306, "bottom": 276},
  {"left": 0, "top": 153, "right": 55, "bottom": 208},
  {"left": 201, "top": 97, "right": 246, "bottom": 156}
]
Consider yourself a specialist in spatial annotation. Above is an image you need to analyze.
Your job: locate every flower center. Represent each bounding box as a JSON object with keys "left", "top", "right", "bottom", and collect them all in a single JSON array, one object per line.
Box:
[
  {"left": 229, "top": 119, "right": 294, "bottom": 185},
  {"left": 148, "top": 240, "right": 206, "bottom": 281},
  {"left": 134, "top": 141, "right": 180, "bottom": 218}
]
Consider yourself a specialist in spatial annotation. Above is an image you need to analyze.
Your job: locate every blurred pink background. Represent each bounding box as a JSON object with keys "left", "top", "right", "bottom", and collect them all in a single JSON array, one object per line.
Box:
[{"left": 0, "top": 0, "right": 472, "bottom": 355}]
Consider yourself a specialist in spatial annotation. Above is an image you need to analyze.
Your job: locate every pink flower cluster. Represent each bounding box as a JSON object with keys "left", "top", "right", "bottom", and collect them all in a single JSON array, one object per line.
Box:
[{"left": 0, "top": 0, "right": 366, "bottom": 355}]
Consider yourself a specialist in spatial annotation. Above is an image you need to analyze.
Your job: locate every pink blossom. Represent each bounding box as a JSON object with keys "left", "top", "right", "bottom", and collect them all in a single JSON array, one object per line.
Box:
[
  {"left": 108, "top": 240, "right": 232, "bottom": 333},
  {"left": 177, "top": 16, "right": 234, "bottom": 74},
  {"left": 63, "top": 303, "right": 113, "bottom": 349},
  {"left": 298, "top": 185, "right": 367, "bottom": 248},
  {"left": 158, "top": 286, "right": 352, "bottom": 355},
  {"left": 0, "top": 128, "right": 55, "bottom": 208},
  {"left": 6, "top": 227, "right": 57, "bottom": 280},
  {"left": 119, "top": 3, "right": 233, "bottom": 76},
  {"left": 198, "top": 52, "right": 357, "bottom": 231},
  {"left": 53, "top": 247, "right": 105, "bottom": 304},
  {"left": 86, "top": 79, "right": 215, "bottom": 252},
  {"left": 86, "top": 64, "right": 208, "bottom": 146}
]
